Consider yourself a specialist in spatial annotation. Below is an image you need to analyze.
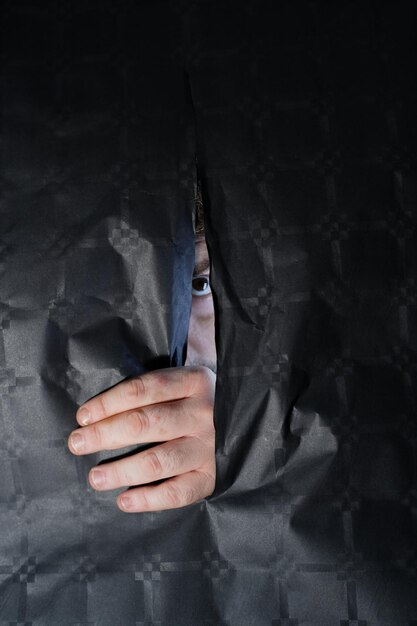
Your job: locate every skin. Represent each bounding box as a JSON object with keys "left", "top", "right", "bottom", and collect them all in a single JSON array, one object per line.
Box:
[
  {"left": 68, "top": 236, "right": 216, "bottom": 512},
  {"left": 185, "top": 236, "right": 216, "bottom": 374}
]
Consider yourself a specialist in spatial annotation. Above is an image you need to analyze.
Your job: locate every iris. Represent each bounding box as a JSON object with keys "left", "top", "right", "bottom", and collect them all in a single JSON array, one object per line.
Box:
[{"left": 192, "top": 275, "right": 211, "bottom": 297}]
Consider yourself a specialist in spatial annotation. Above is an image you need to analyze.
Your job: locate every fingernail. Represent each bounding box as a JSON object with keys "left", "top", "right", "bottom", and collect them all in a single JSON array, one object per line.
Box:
[
  {"left": 78, "top": 407, "right": 91, "bottom": 425},
  {"left": 70, "top": 432, "right": 85, "bottom": 452},
  {"left": 119, "top": 495, "right": 132, "bottom": 511},
  {"left": 90, "top": 469, "right": 105, "bottom": 489}
]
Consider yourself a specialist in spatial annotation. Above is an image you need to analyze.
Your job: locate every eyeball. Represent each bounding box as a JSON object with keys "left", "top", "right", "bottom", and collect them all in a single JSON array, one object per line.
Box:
[{"left": 192, "top": 274, "right": 211, "bottom": 297}]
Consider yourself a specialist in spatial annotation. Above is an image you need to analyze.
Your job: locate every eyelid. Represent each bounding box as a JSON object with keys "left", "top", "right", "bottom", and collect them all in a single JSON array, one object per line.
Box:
[
  {"left": 193, "top": 269, "right": 209, "bottom": 277},
  {"left": 193, "top": 258, "right": 210, "bottom": 276}
]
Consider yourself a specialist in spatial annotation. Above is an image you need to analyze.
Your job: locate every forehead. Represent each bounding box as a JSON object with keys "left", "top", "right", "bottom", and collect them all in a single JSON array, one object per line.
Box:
[{"left": 195, "top": 237, "right": 208, "bottom": 257}]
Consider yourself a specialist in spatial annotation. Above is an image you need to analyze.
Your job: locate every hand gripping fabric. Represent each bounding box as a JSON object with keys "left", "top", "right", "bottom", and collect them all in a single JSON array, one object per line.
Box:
[{"left": 0, "top": 1, "right": 416, "bottom": 625}]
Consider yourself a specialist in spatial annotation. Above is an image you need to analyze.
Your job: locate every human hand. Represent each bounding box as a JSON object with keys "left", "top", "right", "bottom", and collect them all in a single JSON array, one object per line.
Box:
[{"left": 68, "top": 366, "right": 216, "bottom": 512}]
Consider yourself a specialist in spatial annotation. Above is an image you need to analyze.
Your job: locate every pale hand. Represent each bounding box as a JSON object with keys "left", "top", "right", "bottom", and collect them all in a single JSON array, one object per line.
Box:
[{"left": 68, "top": 366, "right": 216, "bottom": 512}]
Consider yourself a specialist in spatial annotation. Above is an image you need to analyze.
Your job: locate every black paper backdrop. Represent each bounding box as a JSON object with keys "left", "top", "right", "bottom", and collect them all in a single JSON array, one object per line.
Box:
[{"left": 0, "top": 1, "right": 416, "bottom": 624}]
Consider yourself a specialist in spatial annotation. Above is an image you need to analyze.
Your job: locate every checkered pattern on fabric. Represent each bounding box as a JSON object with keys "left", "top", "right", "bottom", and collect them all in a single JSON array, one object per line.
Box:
[{"left": 0, "top": 1, "right": 416, "bottom": 624}]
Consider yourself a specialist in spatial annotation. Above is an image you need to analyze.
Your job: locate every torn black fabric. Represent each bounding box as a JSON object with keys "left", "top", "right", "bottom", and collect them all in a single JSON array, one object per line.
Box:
[{"left": 1, "top": 1, "right": 416, "bottom": 624}]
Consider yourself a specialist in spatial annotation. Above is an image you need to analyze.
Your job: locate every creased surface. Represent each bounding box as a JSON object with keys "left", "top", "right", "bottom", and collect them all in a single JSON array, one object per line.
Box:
[{"left": 1, "top": 1, "right": 416, "bottom": 624}]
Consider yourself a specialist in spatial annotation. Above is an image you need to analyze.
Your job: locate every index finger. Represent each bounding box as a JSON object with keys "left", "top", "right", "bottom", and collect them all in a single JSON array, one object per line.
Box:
[{"left": 76, "top": 366, "right": 210, "bottom": 426}]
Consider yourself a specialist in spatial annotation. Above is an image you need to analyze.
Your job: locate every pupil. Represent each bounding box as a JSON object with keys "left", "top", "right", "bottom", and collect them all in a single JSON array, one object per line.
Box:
[{"left": 193, "top": 277, "right": 208, "bottom": 292}]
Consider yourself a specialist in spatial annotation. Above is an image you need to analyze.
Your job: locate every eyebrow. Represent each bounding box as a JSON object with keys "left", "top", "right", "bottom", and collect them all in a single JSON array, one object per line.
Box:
[{"left": 193, "top": 257, "right": 210, "bottom": 276}]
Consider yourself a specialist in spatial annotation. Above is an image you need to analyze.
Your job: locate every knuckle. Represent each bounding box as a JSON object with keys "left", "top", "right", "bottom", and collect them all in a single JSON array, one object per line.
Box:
[
  {"left": 184, "top": 485, "right": 198, "bottom": 505},
  {"left": 151, "top": 370, "right": 171, "bottom": 387},
  {"left": 193, "top": 423, "right": 215, "bottom": 446},
  {"left": 136, "top": 488, "right": 151, "bottom": 511},
  {"left": 128, "top": 410, "right": 150, "bottom": 438},
  {"left": 145, "top": 451, "right": 164, "bottom": 478},
  {"left": 94, "top": 394, "right": 107, "bottom": 421},
  {"left": 200, "top": 399, "right": 215, "bottom": 423},
  {"left": 143, "top": 369, "right": 172, "bottom": 392},
  {"left": 110, "top": 462, "right": 125, "bottom": 487},
  {"left": 202, "top": 436, "right": 215, "bottom": 460},
  {"left": 123, "top": 377, "right": 146, "bottom": 402},
  {"left": 164, "top": 447, "right": 182, "bottom": 473},
  {"left": 90, "top": 423, "right": 103, "bottom": 449},
  {"left": 144, "top": 405, "right": 164, "bottom": 431},
  {"left": 189, "top": 366, "right": 216, "bottom": 397},
  {"left": 114, "top": 456, "right": 142, "bottom": 487},
  {"left": 200, "top": 470, "right": 216, "bottom": 497},
  {"left": 164, "top": 481, "right": 189, "bottom": 508},
  {"left": 199, "top": 365, "right": 215, "bottom": 384}
]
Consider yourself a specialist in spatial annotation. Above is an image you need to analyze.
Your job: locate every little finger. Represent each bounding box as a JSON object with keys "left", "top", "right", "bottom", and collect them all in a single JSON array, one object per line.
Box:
[{"left": 117, "top": 469, "right": 216, "bottom": 512}]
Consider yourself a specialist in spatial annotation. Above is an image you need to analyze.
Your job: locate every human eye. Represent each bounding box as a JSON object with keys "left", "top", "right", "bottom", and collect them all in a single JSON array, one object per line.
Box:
[{"left": 192, "top": 274, "right": 211, "bottom": 297}]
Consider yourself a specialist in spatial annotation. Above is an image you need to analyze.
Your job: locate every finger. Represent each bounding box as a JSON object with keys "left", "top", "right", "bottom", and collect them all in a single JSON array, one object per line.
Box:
[
  {"left": 68, "top": 398, "right": 214, "bottom": 455},
  {"left": 88, "top": 435, "right": 214, "bottom": 491},
  {"left": 76, "top": 366, "right": 215, "bottom": 426},
  {"left": 117, "top": 469, "right": 216, "bottom": 512}
]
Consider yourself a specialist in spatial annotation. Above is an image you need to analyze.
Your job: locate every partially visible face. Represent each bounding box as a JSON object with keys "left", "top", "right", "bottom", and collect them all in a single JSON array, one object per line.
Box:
[{"left": 185, "top": 236, "right": 216, "bottom": 373}]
